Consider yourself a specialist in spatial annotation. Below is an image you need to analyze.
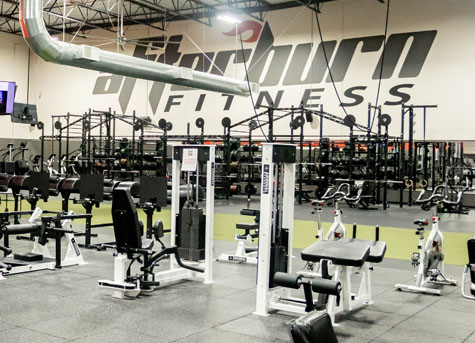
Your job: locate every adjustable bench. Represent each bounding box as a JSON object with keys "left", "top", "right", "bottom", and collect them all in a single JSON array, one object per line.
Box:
[
  {"left": 301, "top": 237, "right": 386, "bottom": 322},
  {"left": 217, "top": 208, "right": 259, "bottom": 264}
]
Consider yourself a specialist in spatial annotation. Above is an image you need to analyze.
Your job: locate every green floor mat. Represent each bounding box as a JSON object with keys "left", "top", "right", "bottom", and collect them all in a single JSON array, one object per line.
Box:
[{"left": 8, "top": 199, "right": 470, "bottom": 266}]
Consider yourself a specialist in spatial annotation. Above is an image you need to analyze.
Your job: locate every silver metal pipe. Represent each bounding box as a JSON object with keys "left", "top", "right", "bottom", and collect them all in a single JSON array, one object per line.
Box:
[{"left": 19, "top": 0, "right": 258, "bottom": 96}]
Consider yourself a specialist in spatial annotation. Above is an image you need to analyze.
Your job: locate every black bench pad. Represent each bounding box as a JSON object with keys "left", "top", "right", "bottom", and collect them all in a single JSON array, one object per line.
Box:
[
  {"left": 240, "top": 209, "right": 260, "bottom": 216},
  {"left": 301, "top": 240, "right": 370, "bottom": 267},
  {"left": 339, "top": 238, "right": 386, "bottom": 263},
  {"left": 236, "top": 223, "right": 259, "bottom": 230},
  {"left": 4, "top": 223, "right": 41, "bottom": 235}
]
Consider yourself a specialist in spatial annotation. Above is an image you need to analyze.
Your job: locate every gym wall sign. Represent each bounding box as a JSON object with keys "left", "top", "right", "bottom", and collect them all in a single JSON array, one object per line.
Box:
[{"left": 92, "top": 20, "right": 436, "bottom": 114}]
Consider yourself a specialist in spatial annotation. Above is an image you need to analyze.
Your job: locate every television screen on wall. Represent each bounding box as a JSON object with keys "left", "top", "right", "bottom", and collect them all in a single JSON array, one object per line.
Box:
[{"left": 0, "top": 81, "right": 16, "bottom": 115}]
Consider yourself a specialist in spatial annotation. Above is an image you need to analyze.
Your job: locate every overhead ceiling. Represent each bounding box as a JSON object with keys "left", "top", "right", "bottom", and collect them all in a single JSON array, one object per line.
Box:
[{"left": 0, "top": 0, "right": 337, "bottom": 38}]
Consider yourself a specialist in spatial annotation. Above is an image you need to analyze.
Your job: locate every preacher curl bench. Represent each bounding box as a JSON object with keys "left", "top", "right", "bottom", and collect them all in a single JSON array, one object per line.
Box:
[{"left": 99, "top": 185, "right": 204, "bottom": 298}]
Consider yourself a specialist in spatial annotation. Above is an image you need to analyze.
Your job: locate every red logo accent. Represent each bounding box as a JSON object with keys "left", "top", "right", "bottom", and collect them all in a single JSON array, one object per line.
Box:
[
  {"left": 222, "top": 21, "right": 263, "bottom": 43},
  {"left": 19, "top": 0, "right": 29, "bottom": 38}
]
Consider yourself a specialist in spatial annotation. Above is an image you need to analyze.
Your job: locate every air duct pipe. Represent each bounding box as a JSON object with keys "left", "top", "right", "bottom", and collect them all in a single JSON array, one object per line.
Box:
[{"left": 19, "top": 0, "right": 258, "bottom": 96}]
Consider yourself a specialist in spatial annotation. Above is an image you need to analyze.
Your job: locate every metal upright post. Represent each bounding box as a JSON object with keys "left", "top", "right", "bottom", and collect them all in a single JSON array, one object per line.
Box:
[
  {"left": 170, "top": 147, "right": 180, "bottom": 270},
  {"left": 255, "top": 144, "right": 275, "bottom": 316},
  {"left": 204, "top": 145, "right": 215, "bottom": 284},
  {"left": 290, "top": 105, "right": 295, "bottom": 144},
  {"left": 298, "top": 122, "right": 304, "bottom": 205},
  {"left": 268, "top": 105, "right": 274, "bottom": 142},
  {"left": 408, "top": 108, "right": 414, "bottom": 206}
]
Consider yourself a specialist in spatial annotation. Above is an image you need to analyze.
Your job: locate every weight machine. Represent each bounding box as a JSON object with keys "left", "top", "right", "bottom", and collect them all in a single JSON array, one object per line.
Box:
[
  {"left": 169, "top": 144, "right": 215, "bottom": 284},
  {"left": 255, "top": 143, "right": 296, "bottom": 316}
]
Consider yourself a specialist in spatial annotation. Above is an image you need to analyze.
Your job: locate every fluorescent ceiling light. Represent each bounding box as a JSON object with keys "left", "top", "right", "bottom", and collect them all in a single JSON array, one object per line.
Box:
[{"left": 217, "top": 15, "right": 241, "bottom": 24}]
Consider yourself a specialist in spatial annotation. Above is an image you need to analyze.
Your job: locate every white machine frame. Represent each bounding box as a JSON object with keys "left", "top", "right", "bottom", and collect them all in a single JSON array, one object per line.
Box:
[
  {"left": 254, "top": 146, "right": 378, "bottom": 321},
  {"left": 395, "top": 212, "right": 457, "bottom": 295},
  {"left": 100, "top": 145, "right": 215, "bottom": 299},
  {"left": 0, "top": 209, "right": 86, "bottom": 280},
  {"left": 164, "top": 144, "right": 215, "bottom": 285},
  {"left": 217, "top": 232, "right": 258, "bottom": 264},
  {"left": 255, "top": 143, "right": 296, "bottom": 316}
]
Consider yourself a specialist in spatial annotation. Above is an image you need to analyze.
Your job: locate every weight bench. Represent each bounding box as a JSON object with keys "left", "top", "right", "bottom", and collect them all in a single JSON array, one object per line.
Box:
[
  {"left": 462, "top": 238, "right": 475, "bottom": 300},
  {"left": 98, "top": 185, "right": 204, "bottom": 298},
  {"left": 0, "top": 209, "right": 87, "bottom": 279},
  {"left": 300, "top": 236, "right": 386, "bottom": 322},
  {"left": 217, "top": 209, "right": 259, "bottom": 264}
]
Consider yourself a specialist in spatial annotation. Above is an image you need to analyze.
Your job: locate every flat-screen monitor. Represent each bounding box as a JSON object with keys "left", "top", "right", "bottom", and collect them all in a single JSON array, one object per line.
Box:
[
  {"left": 11, "top": 102, "right": 38, "bottom": 125},
  {"left": 0, "top": 81, "right": 15, "bottom": 115}
]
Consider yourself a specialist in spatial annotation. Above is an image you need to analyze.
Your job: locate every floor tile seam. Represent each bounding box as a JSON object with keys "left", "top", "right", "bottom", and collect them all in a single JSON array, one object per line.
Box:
[
  {"left": 368, "top": 294, "right": 450, "bottom": 342},
  {"left": 166, "top": 313, "right": 258, "bottom": 343},
  {"left": 61, "top": 325, "right": 121, "bottom": 342},
  {"left": 1, "top": 324, "right": 21, "bottom": 333},
  {"left": 18, "top": 324, "right": 77, "bottom": 341},
  {"left": 461, "top": 328, "right": 475, "bottom": 342},
  {"left": 11, "top": 283, "right": 91, "bottom": 297},
  {"left": 106, "top": 319, "right": 209, "bottom": 341}
]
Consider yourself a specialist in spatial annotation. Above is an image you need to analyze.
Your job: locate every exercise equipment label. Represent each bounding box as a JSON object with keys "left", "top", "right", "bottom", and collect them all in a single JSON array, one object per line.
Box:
[
  {"left": 181, "top": 148, "right": 198, "bottom": 171},
  {"left": 263, "top": 164, "right": 270, "bottom": 194}
]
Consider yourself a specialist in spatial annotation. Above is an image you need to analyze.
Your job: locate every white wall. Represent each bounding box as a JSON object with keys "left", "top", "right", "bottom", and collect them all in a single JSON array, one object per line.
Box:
[
  {"left": 1, "top": 0, "right": 475, "bottom": 140},
  {"left": 0, "top": 33, "right": 38, "bottom": 139}
]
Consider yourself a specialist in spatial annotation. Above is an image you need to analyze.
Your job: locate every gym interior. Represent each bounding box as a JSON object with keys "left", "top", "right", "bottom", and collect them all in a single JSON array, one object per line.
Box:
[{"left": 0, "top": 0, "right": 474, "bottom": 342}]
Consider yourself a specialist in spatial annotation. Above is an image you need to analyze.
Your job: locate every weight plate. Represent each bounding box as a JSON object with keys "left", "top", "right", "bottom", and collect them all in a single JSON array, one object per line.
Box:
[
  {"left": 343, "top": 114, "right": 356, "bottom": 127},
  {"left": 195, "top": 117, "right": 205, "bottom": 129},
  {"left": 158, "top": 118, "right": 167, "bottom": 129},
  {"left": 221, "top": 117, "right": 231, "bottom": 128},
  {"left": 379, "top": 114, "right": 392, "bottom": 127}
]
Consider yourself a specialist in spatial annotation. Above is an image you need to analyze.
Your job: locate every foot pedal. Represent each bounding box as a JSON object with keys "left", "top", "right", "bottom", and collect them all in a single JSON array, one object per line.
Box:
[{"left": 14, "top": 252, "right": 43, "bottom": 262}]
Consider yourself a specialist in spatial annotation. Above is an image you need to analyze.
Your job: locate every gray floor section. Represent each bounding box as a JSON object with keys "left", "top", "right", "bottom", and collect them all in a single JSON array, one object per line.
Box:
[{"left": 0, "top": 199, "right": 474, "bottom": 342}]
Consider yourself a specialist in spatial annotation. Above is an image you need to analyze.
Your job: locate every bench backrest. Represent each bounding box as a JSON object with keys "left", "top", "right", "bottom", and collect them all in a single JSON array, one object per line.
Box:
[{"left": 112, "top": 185, "right": 142, "bottom": 252}]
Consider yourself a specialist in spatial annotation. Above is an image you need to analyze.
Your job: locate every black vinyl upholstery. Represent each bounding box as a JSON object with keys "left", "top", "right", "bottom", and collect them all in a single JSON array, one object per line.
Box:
[
  {"left": 301, "top": 240, "right": 370, "bottom": 267},
  {"left": 290, "top": 312, "right": 338, "bottom": 343},
  {"left": 4, "top": 223, "right": 41, "bottom": 235},
  {"left": 112, "top": 185, "right": 142, "bottom": 253},
  {"left": 339, "top": 238, "right": 387, "bottom": 263},
  {"left": 469, "top": 238, "right": 475, "bottom": 295}
]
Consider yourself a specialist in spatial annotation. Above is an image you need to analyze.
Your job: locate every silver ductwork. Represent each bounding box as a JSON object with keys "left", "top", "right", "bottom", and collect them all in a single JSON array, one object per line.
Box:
[{"left": 20, "top": 0, "right": 258, "bottom": 96}]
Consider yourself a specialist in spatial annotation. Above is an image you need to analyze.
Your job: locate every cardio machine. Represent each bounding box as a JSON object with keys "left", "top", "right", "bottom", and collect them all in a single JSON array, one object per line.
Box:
[
  {"left": 395, "top": 185, "right": 460, "bottom": 295},
  {"left": 312, "top": 183, "right": 350, "bottom": 241}
]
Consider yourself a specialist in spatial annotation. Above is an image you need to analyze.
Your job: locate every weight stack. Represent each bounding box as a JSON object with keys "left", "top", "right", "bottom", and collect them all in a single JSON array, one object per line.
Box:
[
  {"left": 269, "top": 246, "right": 288, "bottom": 288},
  {"left": 177, "top": 206, "right": 206, "bottom": 261}
]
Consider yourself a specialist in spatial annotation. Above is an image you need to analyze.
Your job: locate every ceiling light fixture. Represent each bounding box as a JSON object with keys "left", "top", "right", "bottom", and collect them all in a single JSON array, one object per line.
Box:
[{"left": 217, "top": 15, "right": 242, "bottom": 24}]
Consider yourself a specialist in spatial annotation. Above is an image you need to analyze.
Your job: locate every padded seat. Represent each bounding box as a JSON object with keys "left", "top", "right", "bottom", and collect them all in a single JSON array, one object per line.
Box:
[
  {"left": 301, "top": 240, "right": 370, "bottom": 267},
  {"left": 240, "top": 209, "right": 259, "bottom": 216},
  {"left": 236, "top": 223, "right": 259, "bottom": 231},
  {"left": 339, "top": 238, "right": 386, "bottom": 263}
]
